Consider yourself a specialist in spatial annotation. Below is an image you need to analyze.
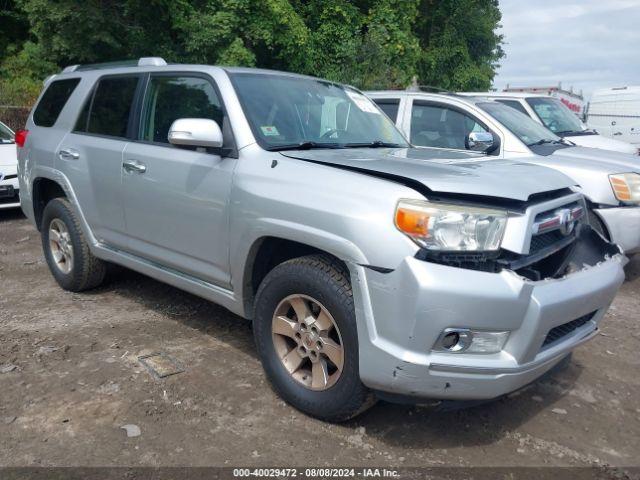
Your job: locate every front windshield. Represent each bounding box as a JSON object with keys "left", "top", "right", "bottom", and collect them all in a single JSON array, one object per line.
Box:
[
  {"left": 230, "top": 73, "right": 408, "bottom": 150},
  {"left": 0, "top": 122, "right": 14, "bottom": 144},
  {"left": 526, "top": 97, "right": 585, "bottom": 135},
  {"left": 478, "top": 102, "right": 562, "bottom": 146}
]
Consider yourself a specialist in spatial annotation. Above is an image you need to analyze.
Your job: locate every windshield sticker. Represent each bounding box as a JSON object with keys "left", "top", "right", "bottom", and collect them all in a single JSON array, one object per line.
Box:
[
  {"left": 260, "top": 126, "right": 280, "bottom": 136},
  {"left": 346, "top": 91, "right": 380, "bottom": 114}
]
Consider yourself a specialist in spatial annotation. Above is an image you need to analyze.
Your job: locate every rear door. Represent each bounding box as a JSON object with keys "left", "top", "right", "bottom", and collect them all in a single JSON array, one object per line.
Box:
[
  {"left": 58, "top": 74, "right": 142, "bottom": 247},
  {"left": 121, "top": 73, "right": 236, "bottom": 288}
]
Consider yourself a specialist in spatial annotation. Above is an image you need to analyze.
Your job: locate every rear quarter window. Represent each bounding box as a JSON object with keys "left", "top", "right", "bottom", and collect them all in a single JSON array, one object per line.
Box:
[{"left": 33, "top": 78, "right": 81, "bottom": 127}]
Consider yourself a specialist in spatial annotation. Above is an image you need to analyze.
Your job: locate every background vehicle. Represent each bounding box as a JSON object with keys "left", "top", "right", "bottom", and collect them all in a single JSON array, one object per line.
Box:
[
  {"left": 17, "top": 59, "right": 625, "bottom": 422},
  {"left": 369, "top": 90, "right": 640, "bottom": 254},
  {"left": 587, "top": 86, "right": 640, "bottom": 146},
  {"left": 461, "top": 92, "right": 639, "bottom": 155},
  {"left": 501, "top": 84, "right": 586, "bottom": 118},
  {"left": 0, "top": 121, "right": 20, "bottom": 209}
]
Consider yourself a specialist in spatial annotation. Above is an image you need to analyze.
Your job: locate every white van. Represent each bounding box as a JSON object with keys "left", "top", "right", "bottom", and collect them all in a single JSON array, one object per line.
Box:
[
  {"left": 462, "top": 92, "right": 639, "bottom": 155},
  {"left": 587, "top": 86, "right": 640, "bottom": 146}
]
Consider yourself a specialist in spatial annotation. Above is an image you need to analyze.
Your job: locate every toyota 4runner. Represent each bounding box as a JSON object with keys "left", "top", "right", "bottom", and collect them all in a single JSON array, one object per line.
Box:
[{"left": 17, "top": 58, "right": 626, "bottom": 421}]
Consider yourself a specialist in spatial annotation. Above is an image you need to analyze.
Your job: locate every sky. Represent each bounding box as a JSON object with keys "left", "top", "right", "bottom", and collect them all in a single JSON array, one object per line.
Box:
[{"left": 493, "top": 0, "right": 640, "bottom": 100}]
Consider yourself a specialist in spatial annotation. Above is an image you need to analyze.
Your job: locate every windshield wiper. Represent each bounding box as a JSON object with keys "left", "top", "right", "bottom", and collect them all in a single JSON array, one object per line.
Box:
[
  {"left": 266, "top": 141, "right": 342, "bottom": 152},
  {"left": 557, "top": 129, "right": 597, "bottom": 137},
  {"left": 343, "top": 140, "right": 404, "bottom": 148},
  {"left": 527, "top": 139, "right": 564, "bottom": 147}
]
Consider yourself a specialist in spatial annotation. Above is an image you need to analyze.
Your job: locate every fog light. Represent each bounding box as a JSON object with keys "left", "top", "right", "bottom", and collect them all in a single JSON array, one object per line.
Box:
[{"left": 433, "top": 329, "right": 509, "bottom": 354}]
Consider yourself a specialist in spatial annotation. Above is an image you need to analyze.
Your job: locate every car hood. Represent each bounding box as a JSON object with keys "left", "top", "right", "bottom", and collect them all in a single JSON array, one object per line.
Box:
[
  {"left": 280, "top": 147, "right": 576, "bottom": 201},
  {"left": 548, "top": 146, "right": 640, "bottom": 174},
  {"left": 564, "top": 134, "right": 638, "bottom": 155}
]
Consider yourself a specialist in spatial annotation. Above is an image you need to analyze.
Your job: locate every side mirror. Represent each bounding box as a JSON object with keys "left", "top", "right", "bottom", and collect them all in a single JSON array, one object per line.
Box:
[
  {"left": 466, "top": 131, "right": 495, "bottom": 153},
  {"left": 168, "top": 118, "right": 223, "bottom": 149}
]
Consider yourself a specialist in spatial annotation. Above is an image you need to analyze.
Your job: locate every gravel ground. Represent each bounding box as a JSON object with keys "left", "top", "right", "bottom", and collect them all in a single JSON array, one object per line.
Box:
[{"left": 1, "top": 208, "right": 639, "bottom": 475}]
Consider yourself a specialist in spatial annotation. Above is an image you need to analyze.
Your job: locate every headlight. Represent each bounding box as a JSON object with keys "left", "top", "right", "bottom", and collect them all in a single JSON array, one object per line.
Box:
[
  {"left": 609, "top": 173, "right": 640, "bottom": 203},
  {"left": 395, "top": 199, "right": 507, "bottom": 251}
]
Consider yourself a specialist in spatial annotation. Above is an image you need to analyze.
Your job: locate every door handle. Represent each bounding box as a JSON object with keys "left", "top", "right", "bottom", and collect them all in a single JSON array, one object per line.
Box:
[
  {"left": 613, "top": 132, "right": 622, "bottom": 136},
  {"left": 58, "top": 149, "right": 80, "bottom": 161},
  {"left": 123, "top": 160, "right": 147, "bottom": 174}
]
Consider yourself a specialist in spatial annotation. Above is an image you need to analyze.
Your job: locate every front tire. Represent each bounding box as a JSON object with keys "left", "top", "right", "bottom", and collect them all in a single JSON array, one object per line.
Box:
[
  {"left": 41, "top": 198, "right": 106, "bottom": 292},
  {"left": 253, "top": 255, "right": 374, "bottom": 422}
]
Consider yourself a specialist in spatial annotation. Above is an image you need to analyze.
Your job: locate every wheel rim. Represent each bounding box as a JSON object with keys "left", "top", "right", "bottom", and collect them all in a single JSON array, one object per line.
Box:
[
  {"left": 271, "top": 294, "right": 344, "bottom": 391},
  {"left": 48, "top": 218, "right": 74, "bottom": 274}
]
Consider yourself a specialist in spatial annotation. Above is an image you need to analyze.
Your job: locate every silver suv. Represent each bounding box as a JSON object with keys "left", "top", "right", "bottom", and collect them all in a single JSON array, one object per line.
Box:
[{"left": 17, "top": 58, "right": 626, "bottom": 421}]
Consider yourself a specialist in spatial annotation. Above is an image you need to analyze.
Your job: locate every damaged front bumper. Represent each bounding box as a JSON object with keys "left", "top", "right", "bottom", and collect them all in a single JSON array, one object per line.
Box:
[{"left": 353, "top": 227, "right": 626, "bottom": 401}]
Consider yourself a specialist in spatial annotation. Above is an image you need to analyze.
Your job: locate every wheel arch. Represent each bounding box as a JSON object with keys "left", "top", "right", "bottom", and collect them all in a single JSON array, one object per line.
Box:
[
  {"left": 240, "top": 236, "right": 353, "bottom": 319},
  {"left": 32, "top": 177, "right": 67, "bottom": 230}
]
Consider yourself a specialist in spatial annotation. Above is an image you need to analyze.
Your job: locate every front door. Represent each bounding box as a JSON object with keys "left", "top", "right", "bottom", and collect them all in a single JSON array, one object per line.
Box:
[{"left": 122, "top": 73, "right": 236, "bottom": 288}]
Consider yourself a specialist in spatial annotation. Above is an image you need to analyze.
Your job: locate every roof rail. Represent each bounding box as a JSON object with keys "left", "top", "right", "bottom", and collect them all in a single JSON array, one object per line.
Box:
[
  {"left": 61, "top": 57, "right": 167, "bottom": 73},
  {"left": 406, "top": 85, "right": 454, "bottom": 95}
]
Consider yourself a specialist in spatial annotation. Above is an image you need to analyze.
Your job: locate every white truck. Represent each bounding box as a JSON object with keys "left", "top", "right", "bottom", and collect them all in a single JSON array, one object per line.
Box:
[{"left": 587, "top": 86, "right": 640, "bottom": 147}]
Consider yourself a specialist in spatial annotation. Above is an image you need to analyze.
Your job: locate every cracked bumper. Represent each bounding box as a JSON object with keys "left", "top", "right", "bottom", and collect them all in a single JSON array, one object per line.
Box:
[{"left": 353, "top": 254, "right": 625, "bottom": 401}]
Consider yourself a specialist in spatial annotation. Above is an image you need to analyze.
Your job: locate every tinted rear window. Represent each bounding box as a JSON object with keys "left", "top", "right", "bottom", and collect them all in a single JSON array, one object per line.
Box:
[
  {"left": 86, "top": 76, "right": 139, "bottom": 137},
  {"left": 33, "top": 78, "right": 81, "bottom": 127},
  {"left": 373, "top": 99, "right": 400, "bottom": 122}
]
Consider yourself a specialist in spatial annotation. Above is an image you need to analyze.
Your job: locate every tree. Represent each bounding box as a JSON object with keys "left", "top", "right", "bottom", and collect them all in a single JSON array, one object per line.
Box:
[
  {"left": 415, "top": 0, "right": 504, "bottom": 90},
  {"left": 0, "top": 0, "right": 504, "bottom": 105}
]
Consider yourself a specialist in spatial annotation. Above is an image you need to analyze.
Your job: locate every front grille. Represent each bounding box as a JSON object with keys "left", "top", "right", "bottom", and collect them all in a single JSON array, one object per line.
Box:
[
  {"left": 542, "top": 312, "right": 597, "bottom": 348},
  {"left": 529, "top": 230, "right": 567, "bottom": 254}
]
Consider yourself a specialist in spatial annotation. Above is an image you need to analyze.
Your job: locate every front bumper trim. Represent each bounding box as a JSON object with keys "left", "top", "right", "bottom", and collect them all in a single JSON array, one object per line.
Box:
[{"left": 429, "top": 326, "right": 596, "bottom": 375}]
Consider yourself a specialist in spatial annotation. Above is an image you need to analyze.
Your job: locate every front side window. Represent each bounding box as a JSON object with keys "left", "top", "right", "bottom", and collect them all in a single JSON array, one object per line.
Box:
[
  {"left": 140, "top": 76, "right": 224, "bottom": 144},
  {"left": 230, "top": 73, "right": 408, "bottom": 150},
  {"left": 0, "top": 122, "right": 13, "bottom": 143},
  {"left": 495, "top": 99, "right": 529, "bottom": 116},
  {"left": 526, "top": 97, "right": 585, "bottom": 135},
  {"left": 85, "top": 76, "right": 139, "bottom": 138},
  {"left": 33, "top": 78, "right": 81, "bottom": 127},
  {"left": 410, "top": 103, "right": 489, "bottom": 150},
  {"left": 479, "top": 101, "right": 561, "bottom": 146}
]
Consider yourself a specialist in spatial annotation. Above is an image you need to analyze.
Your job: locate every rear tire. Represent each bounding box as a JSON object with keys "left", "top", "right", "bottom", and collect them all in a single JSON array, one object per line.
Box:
[
  {"left": 41, "top": 198, "right": 106, "bottom": 292},
  {"left": 253, "top": 254, "right": 375, "bottom": 422}
]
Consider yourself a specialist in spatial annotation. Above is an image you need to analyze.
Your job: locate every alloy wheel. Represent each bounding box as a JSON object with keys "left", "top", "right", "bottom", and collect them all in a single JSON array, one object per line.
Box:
[
  {"left": 271, "top": 294, "right": 344, "bottom": 391},
  {"left": 48, "top": 218, "right": 74, "bottom": 274}
]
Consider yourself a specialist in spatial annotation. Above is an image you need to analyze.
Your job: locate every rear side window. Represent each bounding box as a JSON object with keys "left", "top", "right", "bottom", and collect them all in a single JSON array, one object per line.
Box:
[
  {"left": 33, "top": 78, "right": 81, "bottom": 127},
  {"left": 83, "top": 76, "right": 139, "bottom": 138},
  {"left": 373, "top": 99, "right": 400, "bottom": 122}
]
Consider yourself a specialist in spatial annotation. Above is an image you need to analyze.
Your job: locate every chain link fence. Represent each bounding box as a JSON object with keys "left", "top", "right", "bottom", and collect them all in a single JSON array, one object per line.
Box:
[{"left": 0, "top": 106, "right": 31, "bottom": 132}]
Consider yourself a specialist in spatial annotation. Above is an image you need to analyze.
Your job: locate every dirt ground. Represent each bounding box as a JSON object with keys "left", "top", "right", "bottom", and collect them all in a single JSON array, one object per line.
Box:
[{"left": 1, "top": 208, "right": 639, "bottom": 474}]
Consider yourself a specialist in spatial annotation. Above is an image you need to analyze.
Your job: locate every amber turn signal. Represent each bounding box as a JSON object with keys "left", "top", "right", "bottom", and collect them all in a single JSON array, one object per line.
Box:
[{"left": 395, "top": 204, "right": 430, "bottom": 236}]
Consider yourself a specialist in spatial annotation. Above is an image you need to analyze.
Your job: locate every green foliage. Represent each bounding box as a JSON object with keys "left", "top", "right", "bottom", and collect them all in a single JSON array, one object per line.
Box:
[
  {"left": 416, "top": 0, "right": 504, "bottom": 90},
  {"left": 0, "top": 0, "right": 504, "bottom": 106}
]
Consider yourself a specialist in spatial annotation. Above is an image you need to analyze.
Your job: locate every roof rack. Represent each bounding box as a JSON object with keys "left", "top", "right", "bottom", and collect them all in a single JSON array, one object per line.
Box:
[{"left": 61, "top": 57, "right": 167, "bottom": 73}]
